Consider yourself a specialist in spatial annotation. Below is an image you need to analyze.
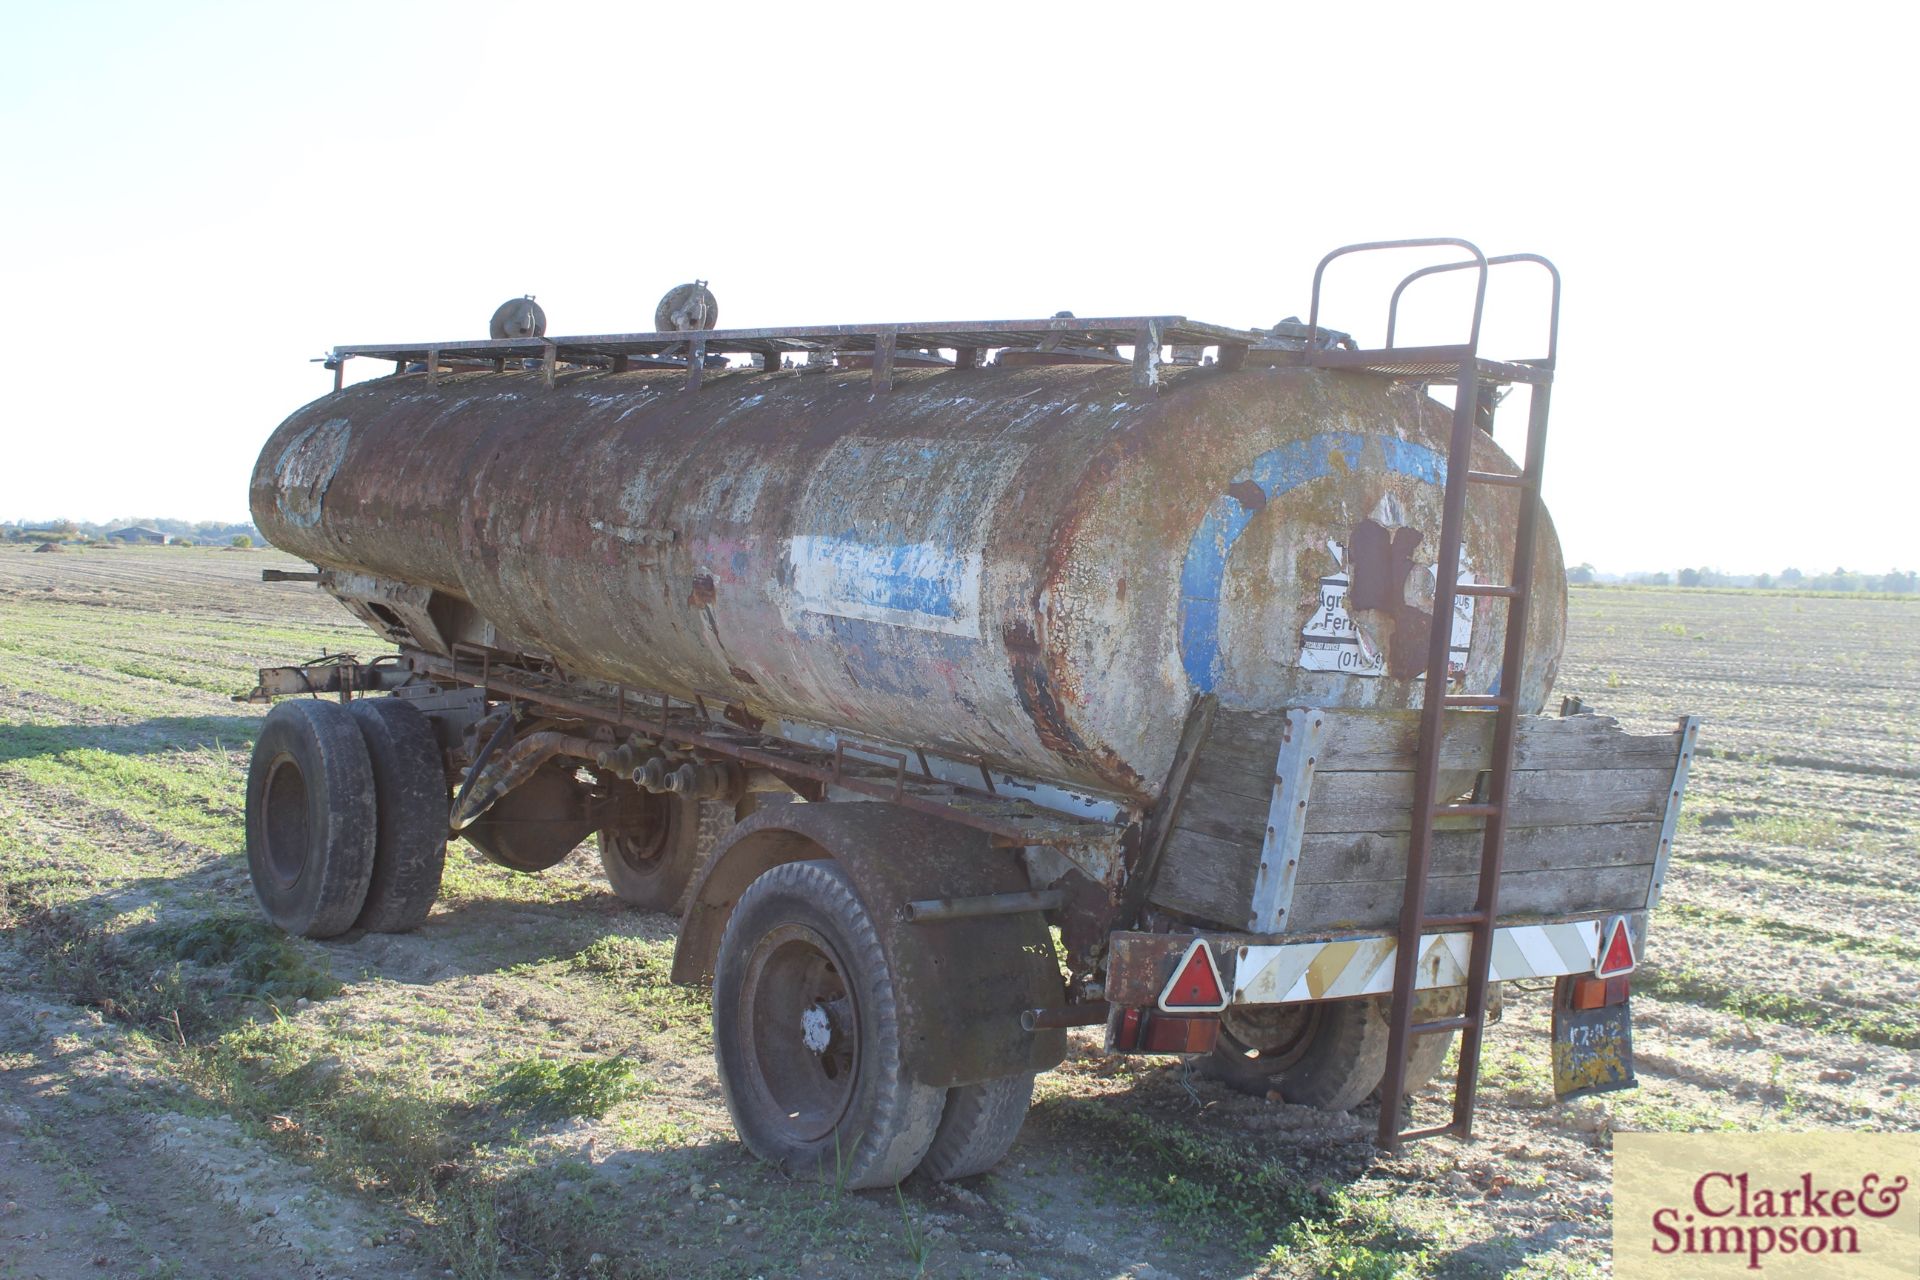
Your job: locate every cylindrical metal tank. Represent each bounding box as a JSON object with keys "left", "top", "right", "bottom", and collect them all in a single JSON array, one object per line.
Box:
[{"left": 252, "top": 362, "right": 1565, "bottom": 802}]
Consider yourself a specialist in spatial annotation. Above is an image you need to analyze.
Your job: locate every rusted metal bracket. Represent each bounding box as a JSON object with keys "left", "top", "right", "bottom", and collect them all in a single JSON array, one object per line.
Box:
[
  {"left": 1246, "top": 707, "right": 1327, "bottom": 933},
  {"left": 235, "top": 658, "right": 412, "bottom": 702},
  {"left": 683, "top": 337, "right": 707, "bottom": 392},
  {"left": 1131, "top": 321, "right": 1163, "bottom": 390},
  {"left": 261, "top": 569, "right": 321, "bottom": 583},
  {"left": 904, "top": 890, "right": 1064, "bottom": 922},
  {"left": 870, "top": 327, "right": 897, "bottom": 392},
  {"left": 407, "top": 652, "right": 1117, "bottom": 850},
  {"left": 1644, "top": 715, "right": 1703, "bottom": 911}
]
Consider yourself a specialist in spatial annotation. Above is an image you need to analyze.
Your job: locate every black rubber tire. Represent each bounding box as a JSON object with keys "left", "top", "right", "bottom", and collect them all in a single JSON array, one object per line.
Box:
[
  {"left": 712, "top": 860, "right": 945, "bottom": 1190},
  {"left": 917, "top": 1072, "right": 1035, "bottom": 1182},
  {"left": 245, "top": 700, "right": 377, "bottom": 939},
  {"left": 347, "top": 698, "right": 449, "bottom": 933},
  {"left": 1273, "top": 997, "right": 1391, "bottom": 1111},
  {"left": 596, "top": 793, "right": 702, "bottom": 913},
  {"left": 1395, "top": 987, "right": 1464, "bottom": 1099}
]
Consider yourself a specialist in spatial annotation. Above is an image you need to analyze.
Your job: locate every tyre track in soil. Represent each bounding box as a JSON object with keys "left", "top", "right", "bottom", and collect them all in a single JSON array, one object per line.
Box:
[{"left": 0, "top": 986, "right": 444, "bottom": 1280}]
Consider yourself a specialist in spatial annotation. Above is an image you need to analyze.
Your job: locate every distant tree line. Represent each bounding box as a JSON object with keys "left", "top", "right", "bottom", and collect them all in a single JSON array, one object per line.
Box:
[
  {"left": 2, "top": 517, "right": 262, "bottom": 547},
  {"left": 1569, "top": 562, "right": 1917, "bottom": 593}
]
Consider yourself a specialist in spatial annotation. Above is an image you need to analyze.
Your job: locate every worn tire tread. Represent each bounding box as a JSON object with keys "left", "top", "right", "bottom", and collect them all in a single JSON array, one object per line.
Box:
[
  {"left": 713, "top": 859, "right": 944, "bottom": 1190},
  {"left": 348, "top": 698, "right": 448, "bottom": 933},
  {"left": 917, "top": 1072, "right": 1034, "bottom": 1182},
  {"left": 245, "top": 700, "right": 377, "bottom": 940}
]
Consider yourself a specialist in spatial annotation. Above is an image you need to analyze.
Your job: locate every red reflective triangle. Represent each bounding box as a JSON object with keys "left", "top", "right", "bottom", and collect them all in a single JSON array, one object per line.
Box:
[
  {"left": 1159, "top": 939, "right": 1226, "bottom": 1011},
  {"left": 1595, "top": 917, "right": 1636, "bottom": 977}
]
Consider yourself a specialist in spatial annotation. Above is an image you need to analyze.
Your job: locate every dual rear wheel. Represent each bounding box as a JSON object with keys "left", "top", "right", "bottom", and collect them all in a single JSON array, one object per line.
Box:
[{"left": 245, "top": 698, "right": 448, "bottom": 939}]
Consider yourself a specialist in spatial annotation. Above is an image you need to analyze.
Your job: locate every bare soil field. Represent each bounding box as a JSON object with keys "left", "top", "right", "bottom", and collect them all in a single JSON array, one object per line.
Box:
[{"left": 1, "top": 547, "right": 1914, "bottom": 1280}]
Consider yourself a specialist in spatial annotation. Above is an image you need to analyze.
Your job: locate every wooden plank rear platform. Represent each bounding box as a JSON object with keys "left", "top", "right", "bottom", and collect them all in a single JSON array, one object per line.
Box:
[{"left": 1148, "top": 707, "right": 1689, "bottom": 932}]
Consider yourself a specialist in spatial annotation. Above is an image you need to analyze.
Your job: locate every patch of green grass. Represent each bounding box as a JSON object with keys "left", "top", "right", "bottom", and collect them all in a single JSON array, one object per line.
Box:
[
  {"left": 1269, "top": 1188, "right": 1432, "bottom": 1278},
  {"left": 566, "top": 935, "right": 710, "bottom": 1037},
  {"left": 491, "top": 1055, "right": 645, "bottom": 1120},
  {"left": 1657, "top": 900, "right": 1920, "bottom": 965},
  {"left": 1032, "top": 1091, "right": 1321, "bottom": 1257},
  {"left": 1638, "top": 960, "right": 1920, "bottom": 1049},
  {"left": 184, "top": 1016, "right": 472, "bottom": 1196},
  {"left": 140, "top": 915, "right": 344, "bottom": 1003},
  {"left": 1609, "top": 1094, "right": 1745, "bottom": 1133},
  {"left": 1728, "top": 812, "right": 1848, "bottom": 849},
  {"left": 0, "top": 891, "right": 336, "bottom": 1038},
  {"left": 2, "top": 745, "right": 246, "bottom": 851}
]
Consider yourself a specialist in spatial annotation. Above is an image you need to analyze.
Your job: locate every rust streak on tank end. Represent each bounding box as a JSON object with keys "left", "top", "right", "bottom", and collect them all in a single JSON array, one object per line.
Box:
[
  {"left": 1003, "top": 620, "right": 1085, "bottom": 761},
  {"left": 688, "top": 573, "right": 717, "bottom": 608}
]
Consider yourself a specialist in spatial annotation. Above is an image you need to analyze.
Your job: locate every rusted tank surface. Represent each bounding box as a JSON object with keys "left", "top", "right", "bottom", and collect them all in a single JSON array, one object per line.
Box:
[{"left": 252, "top": 362, "right": 1566, "bottom": 802}]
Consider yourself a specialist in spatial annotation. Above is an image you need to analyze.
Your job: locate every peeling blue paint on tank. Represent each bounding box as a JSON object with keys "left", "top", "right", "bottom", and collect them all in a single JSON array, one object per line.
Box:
[
  {"left": 786, "top": 534, "right": 983, "bottom": 636},
  {"left": 1178, "top": 432, "right": 1446, "bottom": 692}
]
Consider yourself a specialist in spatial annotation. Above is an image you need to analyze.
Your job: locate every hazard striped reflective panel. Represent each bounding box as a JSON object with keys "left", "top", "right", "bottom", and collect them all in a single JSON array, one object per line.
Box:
[
  {"left": 1157, "top": 938, "right": 1228, "bottom": 1012},
  {"left": 1594, "top": 915, "right": 1636, "bottom": 978},
  {"left": 1232, "top": 919, "right": 1609, "bottom": 1005}
]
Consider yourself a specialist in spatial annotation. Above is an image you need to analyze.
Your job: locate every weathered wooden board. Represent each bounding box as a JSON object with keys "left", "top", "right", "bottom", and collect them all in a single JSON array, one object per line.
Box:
[
  {"left": 1150, "top": 822, "right": 1662, "bottom": 927},
  {"left": 1177, "top": 767, "right": 1671, "bottom": 845},
  {"left": 1205, "top": 707, "right": 1682, "bottom": 784},
  {"left": 1285, "top": 864, "right": 1656, "bottom": 933},
  {"left": 1144, "top": 705, "right": 1686, "bottom": 931}
]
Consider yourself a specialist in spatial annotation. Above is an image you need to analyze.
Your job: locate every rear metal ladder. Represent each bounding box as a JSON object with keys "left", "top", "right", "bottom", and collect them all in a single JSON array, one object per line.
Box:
[{"left": 1299, "top": 240, "right": 1561, "bottom": 1148}]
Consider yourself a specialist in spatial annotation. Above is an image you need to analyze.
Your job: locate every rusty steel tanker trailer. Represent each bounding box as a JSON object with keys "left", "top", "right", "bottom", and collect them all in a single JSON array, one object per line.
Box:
[{"left": 240, "top": 239, "right": 1698, "bottom": 1184}]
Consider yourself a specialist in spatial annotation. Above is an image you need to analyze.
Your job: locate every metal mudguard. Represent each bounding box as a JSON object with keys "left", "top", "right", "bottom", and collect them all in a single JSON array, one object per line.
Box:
[{"left": 672, "top": 802, "right": 1068, "bottom": 1088}]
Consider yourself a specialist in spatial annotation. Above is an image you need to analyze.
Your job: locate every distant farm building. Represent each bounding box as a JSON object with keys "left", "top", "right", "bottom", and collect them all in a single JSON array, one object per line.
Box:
[{"left": 109, "top": 526, "right": 169, "bottom": 545}]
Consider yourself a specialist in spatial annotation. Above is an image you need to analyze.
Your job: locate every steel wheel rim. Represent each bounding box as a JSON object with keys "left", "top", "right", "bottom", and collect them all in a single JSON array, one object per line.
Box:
[
  {"left": 1221, "top": 1004, "right": 1321, "bottom": 1073},
  {"left": 740, "top": 922, "right": 860, "bottom": 1143},
  {"left": 261, "top": 753, "right": 310, "bottom": 889},
  {"left": 605, "top": 798, "right": 670, "bottom": 870}
]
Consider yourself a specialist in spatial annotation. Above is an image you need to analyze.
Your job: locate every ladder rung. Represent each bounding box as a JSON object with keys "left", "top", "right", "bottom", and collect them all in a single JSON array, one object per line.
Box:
[
  {"left": 1442, "top": 694, "right": 1511, "bottom": 708},
  {"left": 1434, "top": 802, "right": 1500, "bottom": 818},
  {"left": 1411, "top": 1015, "right": 1472, "bottom": 1036},
  {"left": 1454, "top": 582, "right": 1519, "bottom": 598},
  {"left": 1422, "top": 912, "right": 1488, "bottom": 928},
  {"left": 1397, "top": 1120, "right": 1466, "bottom": 1142},
  {"left": 1466, "top": 470, "right": 1526, "bottom": 488}
]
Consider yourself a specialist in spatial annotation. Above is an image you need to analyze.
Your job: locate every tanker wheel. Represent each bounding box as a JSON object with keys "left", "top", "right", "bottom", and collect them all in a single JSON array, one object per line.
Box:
[
  {"left": 244, "top": 700, "right": 377, "bottom": 940},
  {"left": 1270, "top": 998, "right": 1393, "bottom": 1112},
  {"left": 347, "top": 698, "right": 449, "bottom": 933},
  {"left": 917, "top": 1072, "right": 1035, "bottom": 1182},
  {"left": 596, "top": 792, "right": 701, "bottom": 914},
  {"left": 1203, "top": 1004, "right": 1324, "bottom": 1096},
  {"left": 713, "top": 860, "right": 945, "bottom": 1190},
  {"left": 1388, "top": 985, "right": 1495, "bottom": 1100}
]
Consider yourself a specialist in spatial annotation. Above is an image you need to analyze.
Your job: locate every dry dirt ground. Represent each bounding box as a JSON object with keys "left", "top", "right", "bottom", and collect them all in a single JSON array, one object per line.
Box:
[{"left": 0, "top": 545, "right": 1914, "bottom": 1280}]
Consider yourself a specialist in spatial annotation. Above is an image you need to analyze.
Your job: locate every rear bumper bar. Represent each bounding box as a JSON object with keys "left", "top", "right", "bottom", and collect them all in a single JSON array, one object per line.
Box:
[{"left": 1105, "top": 916, "right": 1632, "bottom": 1008}]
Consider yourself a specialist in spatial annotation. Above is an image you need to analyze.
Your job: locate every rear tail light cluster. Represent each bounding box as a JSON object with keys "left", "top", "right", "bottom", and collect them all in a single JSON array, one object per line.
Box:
[
  {"left": 1567, "top": 916, "right": 1637, "bottom": 1008},
  {"left": 1109, "top": 1006, "right": 1220, "bottom": 1055}
]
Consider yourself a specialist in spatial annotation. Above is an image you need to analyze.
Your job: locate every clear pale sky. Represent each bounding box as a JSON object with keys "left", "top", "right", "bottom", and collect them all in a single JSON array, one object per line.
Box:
[{"left": 2, "top": 2, "right": 1912, "bottom": 574}]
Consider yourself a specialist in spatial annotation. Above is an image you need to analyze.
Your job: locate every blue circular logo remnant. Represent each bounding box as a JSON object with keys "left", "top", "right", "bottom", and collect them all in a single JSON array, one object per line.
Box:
[{"left": 1178, "top": 431, "right": 1445, "bottom": 692}]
